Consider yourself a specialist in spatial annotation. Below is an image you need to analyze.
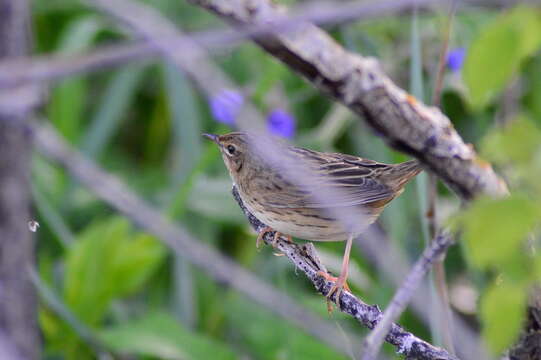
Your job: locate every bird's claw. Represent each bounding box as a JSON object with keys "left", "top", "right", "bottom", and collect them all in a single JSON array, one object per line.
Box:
[
  {"left": 317, "top": 270, "right": 351, "bottom": 313},
  {"left": 256, "top": 227, "right": 292, "bottom": 249}
]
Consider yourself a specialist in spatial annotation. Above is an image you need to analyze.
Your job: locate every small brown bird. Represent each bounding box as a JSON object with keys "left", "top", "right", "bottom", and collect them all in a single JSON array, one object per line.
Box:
[{"left": 204, "top": 132, "right": 422, "bottom": 302}]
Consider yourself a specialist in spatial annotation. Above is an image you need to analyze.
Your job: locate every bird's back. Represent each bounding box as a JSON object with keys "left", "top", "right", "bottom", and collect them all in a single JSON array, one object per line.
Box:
[{"left": 236, "top": 145, "right": 422, "bottom": 241}]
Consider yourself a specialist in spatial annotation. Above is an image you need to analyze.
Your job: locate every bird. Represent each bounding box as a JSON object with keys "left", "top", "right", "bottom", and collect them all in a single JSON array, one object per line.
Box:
[{"left": 203, "top": 131, "right": 422, "bottom": 305}]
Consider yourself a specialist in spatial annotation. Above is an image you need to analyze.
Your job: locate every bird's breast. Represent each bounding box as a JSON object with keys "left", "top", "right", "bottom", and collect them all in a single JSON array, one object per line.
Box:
[{"left": 238, "top": 188, "right": 381, "bottom": 242}]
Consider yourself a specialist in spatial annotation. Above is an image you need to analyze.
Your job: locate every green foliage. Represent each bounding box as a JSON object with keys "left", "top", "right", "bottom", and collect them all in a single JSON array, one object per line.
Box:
[
  {"left": 482, "top": 116, "right": 541, "bottom": 165},
  {"left": 40, "top": 217, "right": 165, "bottom": 358},
  {"left": 458, "top": 195, "right": 539, "bottom": 271},
  {"left": 481, "top": 116, "right": 541, "bottom": 190},
  {"left": 454, "top": 116, "right": 541, "bottom": 354},
  {"left": 480, "top": 281, "right": 527, "bottom": 354},
  {"left": 464, "top": 6, "right": 541, "bottom": 109},
  {"left": 224, "top": 296, "right": 349, "bottom": 360},
  {"left": 64, "top": 217, "right": 166, "bottom": 325},
  {"left": 100, "top": 312, "right": 237, "bottom": 360},
  {"left": 48, "top": 15, "right": 105, "bottom": 142}
]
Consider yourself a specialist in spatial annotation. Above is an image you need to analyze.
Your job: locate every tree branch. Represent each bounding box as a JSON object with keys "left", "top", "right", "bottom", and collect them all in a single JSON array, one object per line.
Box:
[
  {"left": 188, "top": 0, "right": 508, "bottom": 201},
  {"left": 231, "top": 185, "right": 458, "bottom": 360},
  {"left": 361, "top": 231, "right": 455, "bottom": 360}
]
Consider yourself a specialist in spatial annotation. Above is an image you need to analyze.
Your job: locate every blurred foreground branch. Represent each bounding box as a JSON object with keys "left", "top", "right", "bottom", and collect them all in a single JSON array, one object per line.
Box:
[
  {"left": 29, "top": 122, "right": 350, "bottom": 356},
  {"left": 189, "top": 0, "right": 508, "bottom": 201},
  {"left": 0, "top": 0, "right": 525, "bottom": 89},
  {"left": 232, "top": 186, "right": 458, "bottom": 360},
  {"left": 361, "top": 231, "right": 454, "bottom": 360}
]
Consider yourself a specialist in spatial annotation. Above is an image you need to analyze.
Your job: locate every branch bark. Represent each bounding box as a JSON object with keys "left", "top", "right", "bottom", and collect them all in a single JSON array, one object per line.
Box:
[
  {"left": 188, "top": 0, "right": 507, "bottom": 201},
  {"left": 361, "top": 231, "right": 454, "bottom": 360},
  {"left": 231, "top": 186, "right": 458, "bottom": 360},
  {"left": 0, "top": 0, "right": 40, "bottom": 358}
]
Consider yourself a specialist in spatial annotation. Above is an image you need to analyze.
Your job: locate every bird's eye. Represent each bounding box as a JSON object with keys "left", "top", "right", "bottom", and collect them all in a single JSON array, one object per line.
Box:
[{"left": 226, "top": 145, "right": 236, "bottom": 155}]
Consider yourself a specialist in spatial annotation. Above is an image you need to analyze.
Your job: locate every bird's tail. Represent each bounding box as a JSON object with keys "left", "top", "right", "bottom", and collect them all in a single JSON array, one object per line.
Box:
[{"left": 388, "top": 159, "right": 423, "bottom": 188}]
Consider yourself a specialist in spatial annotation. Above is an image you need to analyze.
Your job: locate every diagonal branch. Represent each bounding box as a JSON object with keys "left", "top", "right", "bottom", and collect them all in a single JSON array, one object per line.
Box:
[
  {"left": 361, "top": 231, "right": 455, "bottom": 360},
  {"left": 188, "top": 0, "right": 508, "bottom": 201},
  {"left": 231, "top": 186, "right": 458, "bottom": 360}
]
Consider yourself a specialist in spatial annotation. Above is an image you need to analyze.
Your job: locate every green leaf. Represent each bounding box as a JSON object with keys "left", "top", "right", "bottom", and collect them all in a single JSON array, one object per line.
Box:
[
  {"left": 481, "top": 115, "right": 541, "bottom": 164},
  {"left": 459, "top": 195, "right": 539, "bottom": 270},
  {"left": 82, "top": 65, "right": 146, "bottom": 159},
  {"left": 64, "top": 217, "right": 165, "bottom": 325},
  {"left": 480, "top": 281, "right": 526, "bottom": 354},
  {"left": 224, "top": 295, "right": 349, "bottom": 360},
  {"left": 48, "top": 15, "right": 104, "bottom": 141},
  {"left": 99, "top": 312, "right": 237, "bottom": 360},
  {"left": 464, "top": 6, "right": 541, "bottom": 109},
  {"left": 111, "top": 233, "right": 166, "bottom": 296},
  {"left": 163, "top": 63, "right": 202, "bottom": 185},
  {"left": 524, "top": 56, "right": 541, "bottom": 122}
]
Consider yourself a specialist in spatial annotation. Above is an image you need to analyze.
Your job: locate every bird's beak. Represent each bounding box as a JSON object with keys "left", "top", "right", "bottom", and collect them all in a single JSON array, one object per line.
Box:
[{"left": 202, "top": 133, "right": 219, "bottom": 144}]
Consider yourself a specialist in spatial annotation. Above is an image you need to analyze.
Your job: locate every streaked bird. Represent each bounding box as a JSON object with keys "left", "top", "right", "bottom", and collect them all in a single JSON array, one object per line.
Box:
[{"left": 204, "top": 132, "right": 422, "bottom": 305}]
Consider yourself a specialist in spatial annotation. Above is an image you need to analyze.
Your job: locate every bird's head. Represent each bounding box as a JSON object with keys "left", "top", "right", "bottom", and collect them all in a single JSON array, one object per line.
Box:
[{"left": 203, "top": 132, "right": 250, "bottom": 177}]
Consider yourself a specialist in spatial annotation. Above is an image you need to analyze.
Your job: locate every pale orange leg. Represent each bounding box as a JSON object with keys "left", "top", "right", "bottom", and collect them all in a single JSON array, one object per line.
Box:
[
  {"left": 256, "top": 226, "right": 274, "bottom": 248},
  {"left": 317, "top": 234, "right": 354, "bottom": 312}
]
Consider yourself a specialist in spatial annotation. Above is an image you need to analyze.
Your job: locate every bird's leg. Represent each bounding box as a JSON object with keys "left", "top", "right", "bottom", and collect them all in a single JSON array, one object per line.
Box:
[
  {"left": 256, "top": 226, "right": 274, "bottom": 248},
  {"left": 317, "top": 234, "right": 354, "bottom": 311},
  {"left": 256, "top": 227, "right": 293, "bottom": 248}
]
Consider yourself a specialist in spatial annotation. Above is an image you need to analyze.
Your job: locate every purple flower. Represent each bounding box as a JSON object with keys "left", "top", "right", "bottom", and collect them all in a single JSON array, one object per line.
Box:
[
  {"left": 446, "top": 48, "right": 466, "bottom": 73},
  {"left": 209, "top": 89, "right": 244, "bottom": 125},
  {"left": 267, "top": 109, "right": 295, "bottom": 138}
]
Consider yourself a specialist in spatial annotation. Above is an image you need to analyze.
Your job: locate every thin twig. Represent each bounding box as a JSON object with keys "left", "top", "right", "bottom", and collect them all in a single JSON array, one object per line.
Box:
[
  {"left": 361, "top": 231, "right": 456, "bottom": 360},
  {"left": 29, "top": 121, "right": 352, "bottom": 356},
  {"left": 428, "top": 2, "right": 457, "bottom": 352},
  {"left": 354, "top": 226, "right": 488, "bottom": 359}
]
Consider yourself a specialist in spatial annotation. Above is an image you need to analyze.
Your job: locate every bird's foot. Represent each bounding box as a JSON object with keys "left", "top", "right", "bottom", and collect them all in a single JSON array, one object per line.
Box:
[
  {"left": 256, "top": 226, "right": 274, "bottom": 248},
  {"left": 256, "top": 227, "right": 293, "bottom": 248},
  {"left": 316, "top": 271, "right": 351, "bottom": 313}
]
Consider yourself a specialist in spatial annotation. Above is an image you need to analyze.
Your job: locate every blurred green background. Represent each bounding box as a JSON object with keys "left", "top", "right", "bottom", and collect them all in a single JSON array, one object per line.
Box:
[{"left": 30, "top": 0, "right": 541, "bottom": 359}]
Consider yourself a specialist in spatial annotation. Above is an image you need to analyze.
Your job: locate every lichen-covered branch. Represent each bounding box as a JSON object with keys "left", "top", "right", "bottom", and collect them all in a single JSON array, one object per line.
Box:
[
  {"left": 232, "top": 186, "right": 458, "bottom": 360},
  {"left": 188, "top": 0, "right": 507, "bottom": 201}
]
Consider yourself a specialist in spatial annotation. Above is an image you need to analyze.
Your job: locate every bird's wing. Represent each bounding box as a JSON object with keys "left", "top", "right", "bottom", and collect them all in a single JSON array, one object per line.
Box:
[{"left": 260, "top": 148, "right": 396, "bottom": 208}]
